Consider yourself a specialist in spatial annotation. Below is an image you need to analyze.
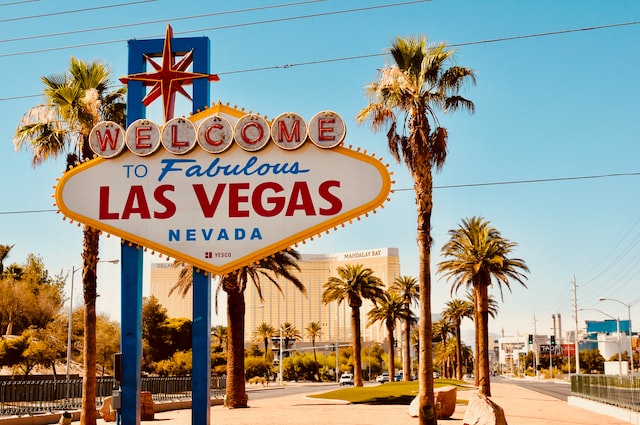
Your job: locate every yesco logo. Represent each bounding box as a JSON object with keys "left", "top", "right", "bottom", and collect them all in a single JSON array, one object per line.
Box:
[{"left": 89, "top": 110, "right": 346, "bottom": 158}]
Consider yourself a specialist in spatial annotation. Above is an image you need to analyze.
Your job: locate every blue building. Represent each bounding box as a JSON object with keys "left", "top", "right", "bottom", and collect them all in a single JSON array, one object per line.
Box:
[{"left": 585, "top": 319, "right": 631, "bottom": 336}]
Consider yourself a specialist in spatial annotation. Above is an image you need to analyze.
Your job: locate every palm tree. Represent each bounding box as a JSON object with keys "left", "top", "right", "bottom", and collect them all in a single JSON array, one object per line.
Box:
[
  {"left": 389, "top": 275, "right": 418, "bottom": 381},
  {"left": 14, "top": 57, "right": 125, "bottom": 425},
  {"left": 0, "top": 244, "right": 14, "bottom": 276},
  {"left": 432, "top": 318, "right": 455, "bottom": 378},
  {"left": 322, "top": 264, "right": 385, "bottom": 387},
  {"left": 438, "top": 216, "right": 529, "bottom": 396},
  {"left": 252, "top": 322, "right": 276, "bottom": 358},
  {"left": 211, "top": 325, "right": 228, "bottom": 351},
  {"left": 305, "top": 321, "right": 323, "bottom": 365},
  {"left": 171, "top": 249, "right": 305, "bottom": 408},
  {"left": 357, "top": 35, "right": 475, "bottom": 425},
  {"left": 367, "top": 291, "right": 414, "bottom": 380},
  {"left": 280, "top": 321, "right": 302, "bottom": 349},
  {"left": 442, "top": 299, "right": 474, "bottom": 379}
]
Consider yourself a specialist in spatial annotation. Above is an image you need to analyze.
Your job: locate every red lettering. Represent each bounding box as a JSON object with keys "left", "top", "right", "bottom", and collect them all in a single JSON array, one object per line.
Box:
[
  {"left": 135, "top": 126, "right": 152, "bottom": 149},
  {"left": 154, "top": 185, "right": 176, "bottom": 219},
  {"left": 122, "top": 186, "right": 151, "bottom": 219},
  {"left": 277, "top": 119, "right": 301, "bottom": 143},
  {"left": 318, "top": 180, "right": 342, "bottom": 215},
  {"left": 95, "top": 128, "right": 121, "bottom": 151},
  {"left": 229, "top": 183, "right": 250, "bottom": 217},
  {"left": 286, "top": 182, "right": 316, "bottom": 216},
  {"left": 170, "top": 124, "right": 188, "bottom": 147},
  {"left": 204, "top": 124, "right": 224, "bottom": 146},
  {"left": 252, "top": 182, "right": 285, "bottom": 217},
  {"left": 318, "top": 118, "right": 336, "bottom": 142},
  {"left": 193, "top": 184, "right": 227, "bottom": 218},
  {"left": 98, "top": 186, "right": 119, "bottom": 219},
  {"left": 241, "top": 122, "right": 264, "bottom": 145}
]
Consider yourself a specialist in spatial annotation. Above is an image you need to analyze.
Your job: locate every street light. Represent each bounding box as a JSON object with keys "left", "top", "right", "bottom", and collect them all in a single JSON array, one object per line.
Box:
[
  {"left": 599, "top": 297, "right": 638, "bottom": 375},
  {"left": 66, "top": 259, "right": 119, "bottom": 381}
]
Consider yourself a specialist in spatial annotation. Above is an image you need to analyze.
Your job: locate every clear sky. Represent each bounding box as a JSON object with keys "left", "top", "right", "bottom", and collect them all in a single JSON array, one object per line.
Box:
[{"left": 1, "top": 0, "right": 639, "bottom": 343}]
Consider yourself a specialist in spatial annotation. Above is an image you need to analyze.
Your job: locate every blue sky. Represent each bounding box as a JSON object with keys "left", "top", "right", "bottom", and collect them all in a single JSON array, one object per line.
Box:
[{"left": 1, "top": 0, "right": 639, "bottom": 341}]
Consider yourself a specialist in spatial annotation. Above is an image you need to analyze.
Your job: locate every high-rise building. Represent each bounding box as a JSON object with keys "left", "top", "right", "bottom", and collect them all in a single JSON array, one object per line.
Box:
[
  {"left": 245, "top": 247, "right": 401, "bottom": 345},
  {"left": 150, "top": 262, "right": 193, "bottom": 320},
  {"left": 149, "top": 247, "right": 402, "bottom": 345}
]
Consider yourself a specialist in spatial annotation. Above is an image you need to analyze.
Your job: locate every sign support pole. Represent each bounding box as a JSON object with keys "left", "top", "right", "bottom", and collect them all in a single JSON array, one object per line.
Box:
[{"left": 192, "top": 269, "right": 212, "bottom": 425}]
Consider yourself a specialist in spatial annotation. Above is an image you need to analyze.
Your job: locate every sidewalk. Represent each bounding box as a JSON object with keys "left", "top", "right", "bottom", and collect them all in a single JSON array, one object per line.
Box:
[{"left": 95, "top": 381, "right": 634, "bottom": 425}]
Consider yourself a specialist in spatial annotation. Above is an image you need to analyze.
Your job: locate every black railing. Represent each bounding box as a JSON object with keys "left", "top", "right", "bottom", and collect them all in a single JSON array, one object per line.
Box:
[
  {"left": 0, "top": 376, "right": 226, "bottom": 417},
  {"left": 571, "top": 374, "right": 640, "bottom": 411}
]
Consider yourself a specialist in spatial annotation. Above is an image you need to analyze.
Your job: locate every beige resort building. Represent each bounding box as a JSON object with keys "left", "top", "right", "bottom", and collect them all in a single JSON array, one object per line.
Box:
[{"left": 149, "top": 247, "right": 402, "bottom": 345}]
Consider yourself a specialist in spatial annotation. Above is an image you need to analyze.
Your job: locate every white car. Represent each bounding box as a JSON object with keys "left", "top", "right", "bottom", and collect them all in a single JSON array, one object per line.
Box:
[
  {"left": 339, "top": 373, "right": 354, "bottom": 386},
  {"left": 376, "top": 372, "right": 390, "bottom": 383}
]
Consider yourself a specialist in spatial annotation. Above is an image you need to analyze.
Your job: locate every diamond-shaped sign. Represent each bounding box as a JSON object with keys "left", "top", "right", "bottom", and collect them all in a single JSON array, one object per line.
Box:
[{"left": 55, "top": 104, "right": 391, "bottom": 275}]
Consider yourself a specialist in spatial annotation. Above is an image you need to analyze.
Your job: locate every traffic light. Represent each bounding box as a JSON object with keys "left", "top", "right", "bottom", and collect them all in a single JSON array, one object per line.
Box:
[
  {"left": 550, "top": 336, "right": 556, "bottom": 346},
  {"left": 528, "top": 334, "right": 533, "bottom": 344}
]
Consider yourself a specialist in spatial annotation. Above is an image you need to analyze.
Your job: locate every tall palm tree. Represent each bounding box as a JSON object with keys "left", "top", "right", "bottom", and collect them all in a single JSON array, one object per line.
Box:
[
  {"left": 389, "top": 275, "right": 418, "bottom": 381},
  {"left": 442, "top": 298, "right": 474, "bottom": 379},
  {"left": 322, "top": 264, "right": 385, "bottom": 387},
  {"left": 305, "top": 321, "right": 323, "bottom": 365},
  {"left": 252, "top": 322, "right": 276, "bottom": 358},
  {"left": 438, "top": 216, "right": 529, "bottom": 396},
  {"left": 171, "top": 249, "right": 305, "bottom": 408},
  {"left": 14, "top": 57, "right": 125, "bottom": 425},
  {"left": 357, "top": 35, "right": 475, "bottom": 425},
  {"left": 367, "top": 291, "right": 414, "bottom": 380}
]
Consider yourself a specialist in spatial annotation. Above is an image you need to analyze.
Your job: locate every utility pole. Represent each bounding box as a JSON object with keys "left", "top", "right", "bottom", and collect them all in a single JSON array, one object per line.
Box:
[
  {"left": 573, "top": 276, "right": 580, "bottom": 374},
  {"left": 533, "top": 314, "right": 539, "bottom": 377}
]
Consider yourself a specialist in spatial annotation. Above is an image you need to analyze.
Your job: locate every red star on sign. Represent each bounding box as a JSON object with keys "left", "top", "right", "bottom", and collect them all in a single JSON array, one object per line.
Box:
[{"left": 120, "top": 24, "right": 220, "bottom": 122}]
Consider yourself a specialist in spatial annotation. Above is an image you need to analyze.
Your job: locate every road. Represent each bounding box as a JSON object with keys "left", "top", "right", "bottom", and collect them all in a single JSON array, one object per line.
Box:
[{"left": 495, "top": 376, "right": 571, "bottom": 401}]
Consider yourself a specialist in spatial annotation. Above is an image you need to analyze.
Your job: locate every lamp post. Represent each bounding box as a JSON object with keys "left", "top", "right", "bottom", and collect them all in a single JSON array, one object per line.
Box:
[
  {"left": 66, "top": 259, "right": 119, "bottom": 381},
  {"left": 599, "top": 297, "right": 637, "bottom": 375}
]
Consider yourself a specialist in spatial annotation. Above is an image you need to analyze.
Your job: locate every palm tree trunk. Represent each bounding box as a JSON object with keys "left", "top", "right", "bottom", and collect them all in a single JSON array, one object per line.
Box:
[
  {"left": 351, "top": 305, "right": 364, "bottom": 387},
  {"left": 416, "top": 180, "right": 436, "bottom": 425},
  {"left": 403, "top": 317, "right": 411, "bottom": 381},
  {"left": 225, "top": 288, "right": 248, "bottom": 408},
  {"left": 387, "top": 323, "right": 395, "bottom": 380},
  {"left": 477, "top": 284, "right": 491, "bottom": 396},
  {"left": 455, "top": 321, "right": 463, "bottom": 380},
  {"left": 80, "top": 226, "right": 99, "bottom": 425}
]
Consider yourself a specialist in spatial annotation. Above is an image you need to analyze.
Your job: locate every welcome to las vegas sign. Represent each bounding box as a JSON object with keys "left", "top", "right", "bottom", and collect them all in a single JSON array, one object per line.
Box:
[{"left": 55, "top": 102, "right": 392, "bottom": 275}]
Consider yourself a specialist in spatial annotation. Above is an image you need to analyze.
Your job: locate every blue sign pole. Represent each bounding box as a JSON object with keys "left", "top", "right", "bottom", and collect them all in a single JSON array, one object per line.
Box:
[{"left": 122, "top": 30, "right": 213, "bottom": 425}]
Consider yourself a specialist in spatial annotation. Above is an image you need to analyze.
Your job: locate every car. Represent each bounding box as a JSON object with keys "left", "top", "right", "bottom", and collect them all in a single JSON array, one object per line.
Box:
[
  {"left": 433, "top": 371, "right": 440, "bottom": 379},
  {"left": 376, "top": 372, "right": 390, "bottom": 383},
  {"left": 394, "top": 372, "right": 403, "bottom": 381},
  {"left": 339, "top": 373, "right": 354, "bottom": 386}
]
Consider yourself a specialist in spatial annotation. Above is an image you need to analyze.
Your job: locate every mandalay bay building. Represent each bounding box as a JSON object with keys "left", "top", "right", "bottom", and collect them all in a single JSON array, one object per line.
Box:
[{"left": 150, "top": 247, "right": 402, "bottom": 346}]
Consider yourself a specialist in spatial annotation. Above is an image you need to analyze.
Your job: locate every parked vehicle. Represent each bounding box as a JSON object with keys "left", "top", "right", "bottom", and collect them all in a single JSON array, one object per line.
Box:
[
  {"left": 339, "top": 373, "right": 354, "bottom": 386},
  {"left": 394, "top": 372, "right": 403, "bottom": 381},
  {"left": 376, "top": 372, "right": 390, "bottom": 383}
]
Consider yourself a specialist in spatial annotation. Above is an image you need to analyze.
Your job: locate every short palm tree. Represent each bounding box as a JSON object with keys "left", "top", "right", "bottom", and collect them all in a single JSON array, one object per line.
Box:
[
  {"left": 389, "top": 275, "right": 418, "bottom": 381},
  {"left": 432, "top": 318, "right": 455, "bottom": 378},
  {"left": 442, "top": 298, "right": 474, "bottom": 379},
  {"left": 305, "top": 321, "right": 323, "bottom": 365},
  {"left": 14, "top": 57, "right": 126, "bottom": 425},
  {"left": 171, "top": 249, "right": 305, "bottom": 408},
  {"left": 252, "top": 322, "right": 276, "bottom": 358},
  {"left": 367, "top": 291, "right": 415, "bottom": 380},
  {"left": 438, "top": 216, "right": 529, "bottom": 396},
  {"left": 0, "top": 244, "right": 14, "bottom": 276},
  {"left": 358, "top": 35, "right": 475, "bottom": 425},
  {"left": 322, "top": 264, "right": 385, "bottom": 387},
  {"left": 280, "top": 321, "right": 302, "bottom": 348}
]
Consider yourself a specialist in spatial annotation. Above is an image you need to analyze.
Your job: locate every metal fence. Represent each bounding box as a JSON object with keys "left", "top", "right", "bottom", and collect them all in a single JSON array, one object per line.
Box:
[
  {"left": 571, "top": 374, "right": 640, "bottom": 411},
  {"left": 0, "top": 376, "right": 226, "bottom": 417}
]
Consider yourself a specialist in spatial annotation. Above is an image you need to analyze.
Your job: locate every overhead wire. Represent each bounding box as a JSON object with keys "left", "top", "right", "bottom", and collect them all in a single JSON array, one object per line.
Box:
[{"left": 0, "top": 0, "right": 158, "bottom": 23}]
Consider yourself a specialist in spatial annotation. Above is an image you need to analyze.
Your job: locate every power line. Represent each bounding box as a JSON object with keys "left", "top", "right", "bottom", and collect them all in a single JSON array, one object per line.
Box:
[
  {"left": 0, "top": 0, "right": 326, "bottom": 44},
  {"left": 0, "top": 0, "right": 158, "bottom": 23},
  {"left": 0, "top": 0, "right": 40, "bottom": 6},
  {"left": 2, "top": 171, "right": 639, "bottom": 216},
  {"left": 1, "top": 17, "right": 637, "bottom": 101}
]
